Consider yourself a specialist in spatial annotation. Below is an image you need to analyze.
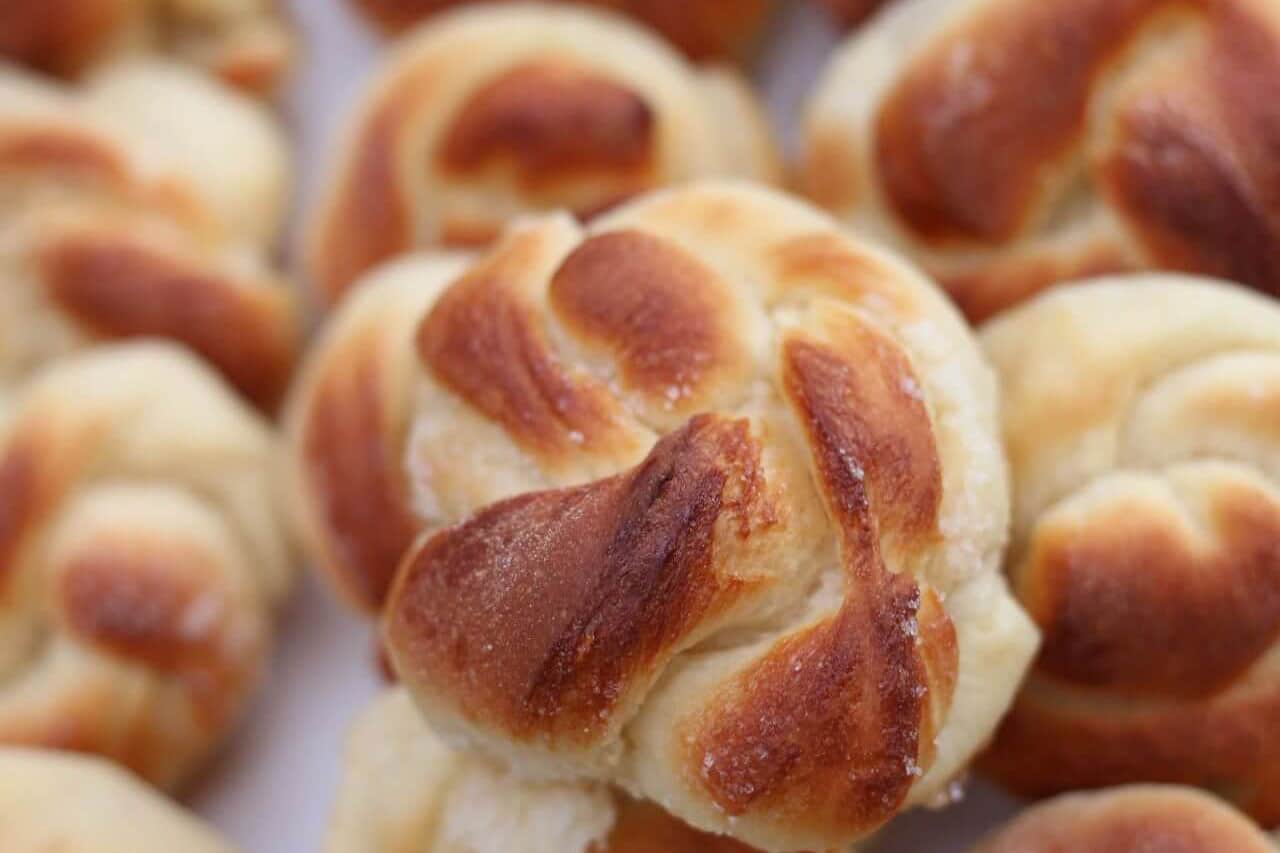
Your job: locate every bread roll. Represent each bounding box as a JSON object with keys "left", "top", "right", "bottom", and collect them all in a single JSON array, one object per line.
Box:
[
  {"left": 0, "top": 343, "right": 293, "bottom": 789},
  {"left": 802, "top": 0, "right": 1280, "bottom": 322},
  {"left": 304, "top": 4, "right": 781, "bottom": 307},
  {"left": 0, "top": 0, "right": 292, "bottom": 96},
  {"left": 0, "top": 747, "right": 238, "bottom": 852},
  {"left": 973, "top": 786, "right": 1276, "bottom": 853},
  {"left": 0, "top": 62, "right": 296, "bottom": 408},
  {"left": 288, "top": 181, "right": 1037, "bottom": 850},
  {"left": 328, "top": 688, "right": 759, "bottom": 853},
  {"left": 980, "top": 276, "right": 1280, "bottom": 825},
  {"left": 347, "top": 0, "right": 775, "bottom": 62}
]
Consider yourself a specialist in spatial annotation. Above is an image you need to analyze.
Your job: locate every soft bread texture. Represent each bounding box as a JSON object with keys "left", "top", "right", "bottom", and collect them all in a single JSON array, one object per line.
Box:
[
  {"left": 0, "top": 0, "right": 292, "bottom": 96},
  {"left": 303, "top": 4, "right": 781, "bottom": 307},
  {"left": 0, "top": 343, "right": 293, "bottom": 789},
  {"left": 980, "top": 276, "right": 1280, "bottom": 825},
  {"left": 347, "top": 0, "right": 775, "bottom": 62},
  {"left": 972, "top": 786, "right": 1277, "bottom": 853},
  {"left": 0, "top": 747, "right": 238, "bottom": 852},
  {"left": 0, "top": 61, "right": 297, "bottom": 408},
  {"left": 328, "top": 688, "right": 760, "bottom": 853},
  {"left": 802, "top": 0, "right": 1280, "bottom": 322},
  {"left": 287, "top": 181, "right": 1037, "bottom": 850}
]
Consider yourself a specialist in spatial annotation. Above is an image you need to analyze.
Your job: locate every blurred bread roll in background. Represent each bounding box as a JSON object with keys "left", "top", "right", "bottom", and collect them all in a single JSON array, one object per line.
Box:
[
  {"left": 328, "top": 688, "right": 760, "bottom": 853},
  {"left": 288, "top": 181, "right": 1038, "bottom": 850},
  {"left": 0, "top": 0, "right": 292, "bottom": 96},
  {"left": 973, "top": 786, "right": 1276, "bottom": 853},
  {"left": 303, "top": 4, "right": 781, "bottom": 307},
  {"left": 0, "top": 344, "right": 293, "bottom": 789},
  {"left": 0, "top": 61, "right": 297, "bottom": 408},
  {"left": 0, "top": 747, "right": 239, "bottom": 852},
  {"left": 979, "top": 276, "right": 1280, "bottom": 825},
  {"left": 346, "top": 0, "right": 775, "bottom": 62},
  {"left": 802, "top": 0, "right": 1280, "bottom": 322}
]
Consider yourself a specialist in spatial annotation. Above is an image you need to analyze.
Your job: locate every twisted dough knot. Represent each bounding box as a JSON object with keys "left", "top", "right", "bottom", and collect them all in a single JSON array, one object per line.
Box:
[
  {"left": 328, "top": 688, "right": 760, "bottom": 853},
  {"left": 347, "top": 0, "right": 775, "bottom": 63},
  {"left": 0, "top": 62, "right": 297, "bottom": 409},
  {"left": 0, "top": 343, "right": 293, "bottom": 789},
  {"left": 973, "top": 786, "right": 1276, "bottom": 853},
  {"left": 0, "top": 0, "right": 292, "bottom": 96},
  {"left": 980, "top": 277, "right": 1280, "bottom": 825},
  {"left": 304, "top": 4, "right": 781, "bottom": 307},
  {"left": 0, "top": 748, "right": 237, "bottom": 852},
  {"left": 803, "top": 0, "right": 1280, "bottom": 322},
  {"left": 287, "top": 182, "right": 1037, "bottom": 850}
]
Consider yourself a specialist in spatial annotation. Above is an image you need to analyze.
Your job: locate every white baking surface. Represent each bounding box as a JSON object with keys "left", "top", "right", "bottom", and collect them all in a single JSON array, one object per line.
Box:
[{"left": 188, "top": 2, "right": 1026, "bottom": 850}]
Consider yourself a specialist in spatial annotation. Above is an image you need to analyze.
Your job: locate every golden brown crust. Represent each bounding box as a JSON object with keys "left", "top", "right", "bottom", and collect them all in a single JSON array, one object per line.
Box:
[
  {"left": 37, "top": 230, "right": 297, "bottom": 410},
  {"left": 301, "top": 183, "right": 1025, "bottom": 850},
  {"left": 810, "top": 0, "right": 1280, "bottom": 320},
  {"left": 549, "top": 230, "right": 742, "bottom": 403},
  {"left": 439, "top": 63, "right": 656, "bottom": 189},
  {"left": 348, "top": 0, "right": 772, "bottom": 61},
  {"left": 979, "top": 278, "right": 1280, "bottom": 825},
  {"left": 676, "top": 331, "right": 954, "bottom": 837},
  {"left": 0, "top": 0, "right": 291, "bottom": 95},
  {"left": 974, "top": 786, "right": 1277, "bottom": 853},
  {"left": 818, "top": 0, "right": 893, "bottom": 27},
  {"left": 306, "top": 6, "right": 779, "bottom": 307},
  {"left": 301, "top": 326, "right": 421, "bottom": 612},
  {"left": 387, "top": 414, "right": 773, "bottom": 741},
  {"left": 0, "top": 344, "right": 286, "bottom": 790},
  {"left": 0, "top": 0, "right": 126, "bottom": 78}
]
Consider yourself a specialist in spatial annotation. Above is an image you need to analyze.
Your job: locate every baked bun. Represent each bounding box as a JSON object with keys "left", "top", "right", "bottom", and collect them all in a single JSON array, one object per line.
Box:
[
  {"left": 802, "top": 0, "right": 1280, "bottom": 322},
  {"left": 0, "top": 62, "right": 296, "bottom": 408},
  {"left": 304, "top": 5, "right": 781, "bottom": 307},
  {"left": 973, "top": 786, "right": 1276, "bottom": 853},
  {"left": 980, "top": 276, "right": 1280, "bottom": 824},
  {"left": 347, "top": 0, "right": 774, "bottom": 63},
  {"left": 0, "top": 343, "right": 293, "bottom": 789},
  {"left": 0, "top": 0, "right": 291, "bottom": 96},
  {"left": 288, "top": 181, "right": 1038, "bottom": 850},
  {"left": 0, "top": 748, "right": 238, "bottom": 852},
  {"left": 329, "top": 688, "right": 759, "bottom": 853}
]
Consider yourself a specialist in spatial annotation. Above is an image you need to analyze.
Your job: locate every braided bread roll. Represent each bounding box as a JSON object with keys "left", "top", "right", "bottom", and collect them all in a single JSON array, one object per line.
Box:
[
  {"left": 802, "top": 0, "right": 1280, "bottom": 322},
  {"left": 329, "top": 688, "right": 760, "bottom": 853},
  {"left": 0, "top": 0, "right": 292, "bottom": 96},
  {"left": 0, "top": 61, "right": 297, "bottom": 408},
  {"left": 973, "top": 786, "right": 1276, "bottom": 853},
  {"left": 347, "top": 0, "right": 775, "bottom": 63},
  {"left": 0, "top": 748, "right": 238, "bottom": 852},
  {"left": 287, "top": 181, "right": 1038, "bottom": 850},
  {"left": 0, "top": 342, "right": 293, "bottom": 789},
  {"left": 304, "top": 5, "right": 781, "bottom": 307},
  {"left": 979, "top": 276, "right": 1280, "bottom": 825}
]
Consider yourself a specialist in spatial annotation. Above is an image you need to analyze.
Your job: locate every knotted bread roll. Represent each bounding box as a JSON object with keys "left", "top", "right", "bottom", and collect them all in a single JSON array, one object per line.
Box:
[
  {"left": 0, "top": 342, "right": 293, "bottom": 789},
  {"left": 287, "top": 181, "right": 1038, "bottom": 850},
  {"left": 802, "top": 0, "right": 1280, "bottom": 322},
  {"left": 973, "top": 786, "right": 1276, "bottom": 853},
  {"left": 0, "top": 61, "right": 297, "bottom": 408},
  {"left": 0, "top": 747, "right": 238, "bottom": 852},
  {"left": 347, "top": 0, "right": 775, "bottom": 63},
  {"left": 0, "top": 0, "right": 292, "bottom": 96},
  {"left": 329, "top": 688, "right": 759, "bottom": 853},
  {"left": 980, "top": 277, "right": 1280, "bottom": 825},
  {"left": 304, "top": 5, "right": 781, "bottom": 307}
]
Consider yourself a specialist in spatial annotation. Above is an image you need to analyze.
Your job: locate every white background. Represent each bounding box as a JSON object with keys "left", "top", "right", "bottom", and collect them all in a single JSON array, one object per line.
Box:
[{"left": 188, "top": 2, "right": 1026, "bottom": 849}]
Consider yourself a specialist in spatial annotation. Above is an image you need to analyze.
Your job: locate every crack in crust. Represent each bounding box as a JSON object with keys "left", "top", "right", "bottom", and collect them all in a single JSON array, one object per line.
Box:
[{"left": 808, "top": 0, "right": 1280, "bottom": 320}]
